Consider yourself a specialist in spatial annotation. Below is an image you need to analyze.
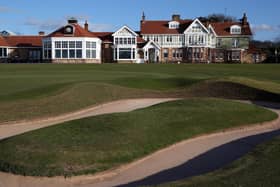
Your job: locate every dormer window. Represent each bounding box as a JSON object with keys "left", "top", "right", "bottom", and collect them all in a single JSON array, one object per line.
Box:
[
  {"left": 64, "top": 25, "right": 74, "bottom": 35},
  {"left": 230, "top": 25, "right": 241, "bottom": 35},
  {"left": 169, "top": 21, "right": 179, "bottom": 29}
]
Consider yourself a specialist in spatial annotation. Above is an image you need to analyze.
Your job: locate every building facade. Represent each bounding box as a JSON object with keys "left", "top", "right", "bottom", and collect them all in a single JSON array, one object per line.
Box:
[{"left": 0, "top": 13, "right": 263, "bottom": 64}]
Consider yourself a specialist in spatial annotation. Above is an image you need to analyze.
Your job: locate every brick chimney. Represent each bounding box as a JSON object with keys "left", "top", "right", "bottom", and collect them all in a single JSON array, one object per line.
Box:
[
  {"left": 68, "top": 17, "right": 78, "bottom": 24},
  {"left": 84, "top": 20, "right": 89, "bottom": 31},
  {"left": 38, "top": 31, "right": 45, "bottom": 36},
  {"left": 172, "top": 14, "right": 181, "bottom": 21}
]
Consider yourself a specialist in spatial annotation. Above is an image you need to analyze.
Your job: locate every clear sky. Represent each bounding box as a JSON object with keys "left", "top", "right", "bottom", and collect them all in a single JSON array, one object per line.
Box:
[{"left": 0, "top": 0, "right": 279, "bottom": 41}]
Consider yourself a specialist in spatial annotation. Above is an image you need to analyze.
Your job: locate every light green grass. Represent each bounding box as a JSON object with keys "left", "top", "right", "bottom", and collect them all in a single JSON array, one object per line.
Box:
[
  {"left": 0, "top": 98, "right": 277, "bottom": 177},
  {"left": 156, "top": 135, "right": 280, "bottom": 187}
]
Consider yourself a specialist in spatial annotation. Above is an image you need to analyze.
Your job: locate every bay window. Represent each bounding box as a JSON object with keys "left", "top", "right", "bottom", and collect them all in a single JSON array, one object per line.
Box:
[{"left": 55, "top": 41, "right": 83, "bottom": 59}]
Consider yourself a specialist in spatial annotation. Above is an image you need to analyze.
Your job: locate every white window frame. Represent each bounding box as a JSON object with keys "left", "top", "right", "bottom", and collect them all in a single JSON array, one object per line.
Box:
[
  {"left": 86, "top": 41, "right": 97, "bottom": 59},
  {"left": 230, "top": 25, "right": 242, "bottom": 35},
  {"left": 0, "top": 48, "right": 8, "bottom": 58}
]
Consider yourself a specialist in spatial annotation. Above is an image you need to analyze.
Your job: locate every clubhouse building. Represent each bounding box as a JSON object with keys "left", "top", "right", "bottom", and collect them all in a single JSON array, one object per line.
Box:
[{"left": 0, "top": 13, "right": 265, "bottom": 64}]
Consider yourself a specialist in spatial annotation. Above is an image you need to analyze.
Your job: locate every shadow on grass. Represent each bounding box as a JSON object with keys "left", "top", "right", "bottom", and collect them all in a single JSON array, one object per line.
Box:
[
  {"left": 109, "top": 77, "right": 204, "bottom": 90},
  {"left": 0, "top": 82, "right": 73, "bottom": 102},
  {"left": 188, "top": 81, "right": 280, "bottom": 103},
  {"left": 117, "top": 129, "right": 280, "bottom": 187}
]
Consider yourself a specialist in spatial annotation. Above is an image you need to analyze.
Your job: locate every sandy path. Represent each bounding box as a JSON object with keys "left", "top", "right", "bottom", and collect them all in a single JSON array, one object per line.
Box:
[
  {"left": 0, "top": 98, "right": 178, "bottom": 140},
  {"left": 0, "top": 99, "right": 279, "bottom": 187}
]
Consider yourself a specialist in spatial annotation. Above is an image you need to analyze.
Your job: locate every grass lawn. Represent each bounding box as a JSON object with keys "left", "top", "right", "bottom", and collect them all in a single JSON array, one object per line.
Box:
[
  {"left": 0, "top": 63, "right": 280, "bottom": 123},
  {"left": 0, "top": 98, "right": 276, "bottom": 177},
  {"left": 156, "top": 135, "right": 280, "bottom": 187}
]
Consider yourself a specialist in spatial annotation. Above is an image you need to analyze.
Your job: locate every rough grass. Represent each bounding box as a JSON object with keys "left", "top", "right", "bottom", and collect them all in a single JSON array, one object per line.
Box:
[
  {"left": 0, "top": 99, "right": 276, "bottom": 177},
  {"left": 156, "top": 135, "right": 280, "bottom": 187}
]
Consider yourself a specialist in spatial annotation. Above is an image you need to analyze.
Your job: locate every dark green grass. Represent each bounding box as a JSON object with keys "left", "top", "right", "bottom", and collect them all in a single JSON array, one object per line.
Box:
[
  {"left": 155, "top": 135, "right": 280, "bottom": 187},
  {"left": 0, "top": 99, "right": 276, "bottom": 177},
  {"left": 109, "top": 77, "right": 204, "bottom": 90},
  {"left": 0, "top": 63, "right": 280, "bottom": 122}
]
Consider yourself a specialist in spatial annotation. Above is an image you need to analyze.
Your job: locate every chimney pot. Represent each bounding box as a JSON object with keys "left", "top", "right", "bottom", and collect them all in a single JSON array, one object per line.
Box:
[
  {"left": 242, "top": 13, "right": 248, "bottom": 25},
  {"left": 38, "top": 31, "right": 45, "bottom": 36},
  {"left": 172, "top": 14, "right": 181, "bottom": 21},
  {"left": 84, "top": 20, "right": 89, "bottom": 31},
  {"left": 68, "top": 17, "right": 78, "bottom": 24}
]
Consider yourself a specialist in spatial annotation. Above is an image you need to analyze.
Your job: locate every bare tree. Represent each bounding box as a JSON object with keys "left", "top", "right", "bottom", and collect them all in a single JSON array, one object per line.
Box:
[{"left": 198, "top": 13, "right": 237, "bottom": 22}]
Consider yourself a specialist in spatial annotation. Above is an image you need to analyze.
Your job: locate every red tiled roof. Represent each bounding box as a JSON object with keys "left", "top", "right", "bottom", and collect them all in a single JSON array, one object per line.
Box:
[
  {"left": 141, "top": 19, "right": 252, "bottom": 36},
  {"left": 141, "top": 20, "right": 193, "bottom": 34},
  {"left": 92, "top": 32, "right": 113, "bottom": 42},
  {"left": 0, "top": 36, "right": 9, "bottom": 46},
  {"left": 4, "top": 36, "right": 43, "bottom": 47},
  {"left": 210, "top": 22, "right": 252, "bottom": 36},
  {"left": 137, "top": 36, "right": 146, "bottom": 43},
  {"left": 137, "top": 41, "right": 148, "bottom": 48},
  {"left": 47, "top": 23, "right": 98, "bottom": 37}
]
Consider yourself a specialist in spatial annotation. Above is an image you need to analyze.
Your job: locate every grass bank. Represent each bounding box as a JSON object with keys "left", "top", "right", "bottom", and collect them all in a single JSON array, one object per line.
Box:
[{"left": 0, "top": 98, "right": 276, "bottom": 177}]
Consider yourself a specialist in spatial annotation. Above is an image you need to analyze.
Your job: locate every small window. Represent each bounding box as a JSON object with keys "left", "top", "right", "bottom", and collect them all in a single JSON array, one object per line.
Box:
[
  {"left": 76, "top": 41, "right": 82, "bottom": 48},
  {"left": 230, "top": 25, "right": 241, "bottom": 34},
  {"left": 76, "top": 50, "right": 82, "bottom": 58},
  {"left": 132, "top": 38, "right": 136, "bottom": 44},
  {"left": 55, "top": 50, "right": 61, "bottom": 58},
  {"left": 232, "top": 38, "right": 239, "bottom": 48},
  {"left": 69, "top": 49, "right": 75, "bottom": 58},
  {"left": 163, "top": 49, "right": 168, "bottom": 58},
  {"left": 62, "top": 50, "right": 68, "bottom": 58},
  {"left": 47, "top": 50, "right": 52, "bottom": 59},
  {"left": 124, "top": 38, "right": 127, "bottom": 45},
  {"left": 91, "top": 50, "right": 96, "bottom": 58},
  {"left": 62, "top": 41, "right": 68, "bottom": 48},
  {"left": 55, "top": 41, "right": 61, "bottom": 48},
  {"left": 86, "top": 50, "right": 91, "bottom": 58},
  {"left": 217, "top": 39, "right": 222, "bottom": 47},
  {"left": 169, "top": 21, "right": 179, "bottom": 29},
  {"left": 69, "top": 41, "right": 75, "bottom": 49}
]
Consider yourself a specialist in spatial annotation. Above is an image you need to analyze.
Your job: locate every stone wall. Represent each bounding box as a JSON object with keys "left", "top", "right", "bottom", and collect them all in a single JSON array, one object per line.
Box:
[{"left": 51, "top": 59, "right": 101, "bottom": 64}]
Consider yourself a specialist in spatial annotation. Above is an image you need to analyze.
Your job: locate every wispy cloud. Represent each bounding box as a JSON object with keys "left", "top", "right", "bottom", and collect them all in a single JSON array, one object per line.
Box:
[
  {"left": 90, "top": 23, "right": 115, "bottom": 32},
  {"left": 24, "top": 18, "right": 65, "bottom": 31},
  {"left": 64, "top": 15, "right": 115, "bottom": 31},
  {"left": 251, "top": 24, "right": 280, "bottom": 32},
  {"left": 251, "top": 24, "right": 277, "bottom": 32},
  {"left": 24, "top": 16, "right": 114, "bottom": 32},
  {"left": 0, "top": 6, "right": 22, "bottom": 13},
  {"left": 64, "top": 15, "right": 90, "bottom": 21}
]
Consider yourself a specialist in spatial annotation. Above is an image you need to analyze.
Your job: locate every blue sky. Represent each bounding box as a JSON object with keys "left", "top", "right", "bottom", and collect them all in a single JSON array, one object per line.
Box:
[{"left": 0, "top": 0, "right": 280, "bottom": 41}]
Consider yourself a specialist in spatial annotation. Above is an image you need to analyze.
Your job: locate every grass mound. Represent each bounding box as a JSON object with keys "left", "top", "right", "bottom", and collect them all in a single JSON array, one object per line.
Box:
[{"left": 0, "top": 99, "right": 276, "bottom": 177}]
